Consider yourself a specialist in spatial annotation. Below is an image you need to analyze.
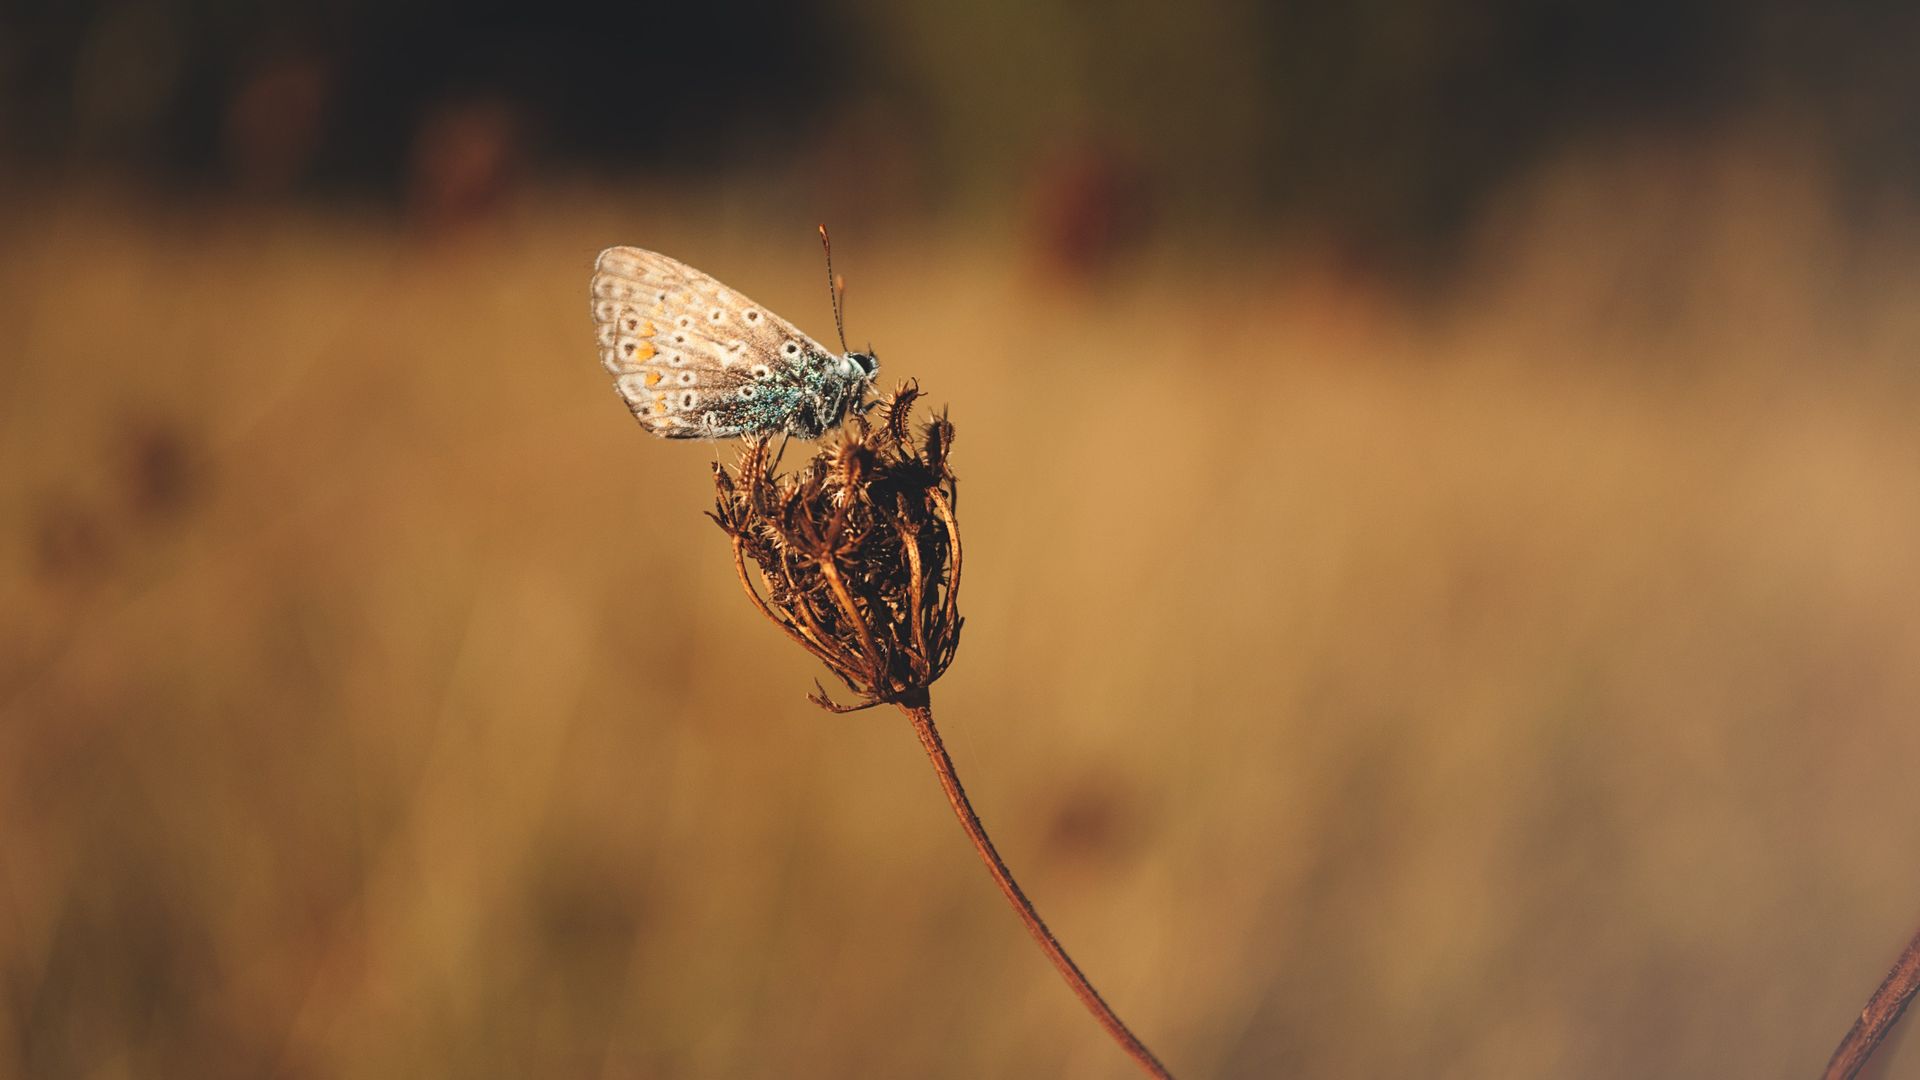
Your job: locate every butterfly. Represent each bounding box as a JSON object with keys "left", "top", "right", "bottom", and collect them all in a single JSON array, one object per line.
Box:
[{"left": 589, "top": 234, "right": 879, "bottom": 440}]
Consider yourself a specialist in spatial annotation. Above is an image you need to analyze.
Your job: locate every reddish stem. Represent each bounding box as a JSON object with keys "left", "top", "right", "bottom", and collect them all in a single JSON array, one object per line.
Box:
[
  {"left": 1823, "top": 921, "right": 1920, "bottom": 1080},
  {"left": 900, "top": 701, "right": 1174, "bottom": 1078}
]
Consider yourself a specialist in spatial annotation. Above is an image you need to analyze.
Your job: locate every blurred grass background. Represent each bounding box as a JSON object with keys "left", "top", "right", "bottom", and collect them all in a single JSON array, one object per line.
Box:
[{"left": 5, "top": 3, "right": 1920, "bottom": 1078}]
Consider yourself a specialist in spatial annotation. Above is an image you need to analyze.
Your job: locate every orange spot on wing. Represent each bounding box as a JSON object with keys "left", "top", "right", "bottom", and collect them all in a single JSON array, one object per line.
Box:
[
  {"left": 639, "top": 320, "right": 656, "bottom": 336},
  {"left": 644, "top": 371, "right": 661, "bottom": 387},
  {"left": 633, "top": 342, "right": 655, "bottom": 362}
]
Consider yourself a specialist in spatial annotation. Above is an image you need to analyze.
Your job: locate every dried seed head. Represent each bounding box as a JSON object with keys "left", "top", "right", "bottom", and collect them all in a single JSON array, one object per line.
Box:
[{"left": 711, "top": 382, "right": 962, "bottom": 711}]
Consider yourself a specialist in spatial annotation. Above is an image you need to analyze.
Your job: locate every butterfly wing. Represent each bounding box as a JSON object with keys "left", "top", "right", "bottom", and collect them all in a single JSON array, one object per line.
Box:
[{"left": 591, "top": 246, "right": 844, "bottom": 439}]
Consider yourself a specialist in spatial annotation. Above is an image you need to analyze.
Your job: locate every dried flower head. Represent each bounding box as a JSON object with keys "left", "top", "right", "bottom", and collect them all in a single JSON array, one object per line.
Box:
[
  {"left": 707, "top": 381, "right": 1171, "bottom": 1077},
  {"left": 711, "top": 382, "right": 961, "bottom": 711}
]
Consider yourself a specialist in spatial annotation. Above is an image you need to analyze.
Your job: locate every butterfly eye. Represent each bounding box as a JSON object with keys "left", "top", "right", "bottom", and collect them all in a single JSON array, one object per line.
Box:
[{"left": 851, "top": 352, "right": 878, "bottom": 376}]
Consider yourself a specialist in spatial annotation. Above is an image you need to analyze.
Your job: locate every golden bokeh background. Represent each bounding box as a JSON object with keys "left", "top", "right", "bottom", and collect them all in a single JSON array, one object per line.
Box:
[{"left": 5, "top": 4, "right": 1920, "bottom": 1077}]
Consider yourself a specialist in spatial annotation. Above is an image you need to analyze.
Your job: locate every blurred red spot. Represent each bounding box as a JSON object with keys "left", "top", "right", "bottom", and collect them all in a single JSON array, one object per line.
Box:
[
  {"left": 407, "top": 99, "right": 524, "bottom": 234},
  {"left": 1041, "top": 771, "right": 1138, "bottom": 868},
  {"left": 224, "top": 56, "right": 334, "bottom": 193},
  {"left": 120, "top": 417, "right": 199, "bottom": 521},
  {"left": 32, "top": 495, "right": 112, "bottom": 582},
  {"left": 1026, "top": 136, "right": 1154, "bottom": 284}
]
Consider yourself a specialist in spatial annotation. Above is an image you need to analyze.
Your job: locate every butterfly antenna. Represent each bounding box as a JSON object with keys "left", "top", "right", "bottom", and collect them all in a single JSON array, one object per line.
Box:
[{"left": 818, "top": 224, "right": 850, "bottom": 354}]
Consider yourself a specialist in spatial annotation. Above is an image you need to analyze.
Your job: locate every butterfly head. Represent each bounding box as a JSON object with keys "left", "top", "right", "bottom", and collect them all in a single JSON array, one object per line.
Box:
[{"left": 848, "top": 350, "right": 879, "bottom": 381}]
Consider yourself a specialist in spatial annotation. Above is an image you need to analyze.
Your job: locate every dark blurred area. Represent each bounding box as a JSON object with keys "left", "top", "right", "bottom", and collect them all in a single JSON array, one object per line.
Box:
[
  {"left": 1, "top": 1, "right": 840, "bottom": 178},
  {"left": 7, "top": 4, "right": 1920, "bottom": 1079},
  {"left": 6, "top": 1, "right": 1919, "bottom": 260}
]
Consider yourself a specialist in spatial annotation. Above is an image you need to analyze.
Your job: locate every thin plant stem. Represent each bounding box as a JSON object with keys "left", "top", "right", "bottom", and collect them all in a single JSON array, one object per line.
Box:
[
  {"left": 900, "top": 700, "right": 1174, "bottom": 1079},
  {"left": 1823, "top": 921, "right": 1920, "bottom": 1080}
]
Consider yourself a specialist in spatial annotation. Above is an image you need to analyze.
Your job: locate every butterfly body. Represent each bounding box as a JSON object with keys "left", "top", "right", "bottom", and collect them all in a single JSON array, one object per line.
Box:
[{"left": 590, "top": 246, "right": 878, "bottom": 439}]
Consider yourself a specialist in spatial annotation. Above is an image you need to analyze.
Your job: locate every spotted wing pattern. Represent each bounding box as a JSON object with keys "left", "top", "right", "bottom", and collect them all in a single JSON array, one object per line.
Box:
[{"left": 591, "top": 246, "right": 852, "bottom": 439}]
